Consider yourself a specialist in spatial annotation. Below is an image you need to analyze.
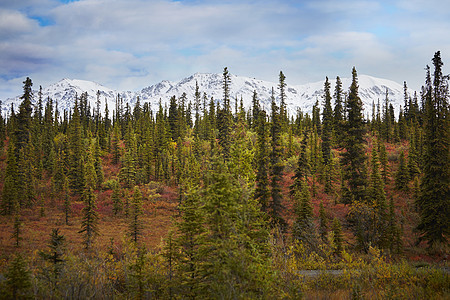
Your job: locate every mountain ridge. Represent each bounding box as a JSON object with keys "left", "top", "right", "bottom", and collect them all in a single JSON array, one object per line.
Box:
[{"left": 2, "top": 72, "right": 408, "bottom": 117}]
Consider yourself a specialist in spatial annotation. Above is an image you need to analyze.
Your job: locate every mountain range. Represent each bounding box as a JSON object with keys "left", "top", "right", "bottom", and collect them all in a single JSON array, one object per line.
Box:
[{"left": 2, "top": 73, "right": 407, "bottom": 117}]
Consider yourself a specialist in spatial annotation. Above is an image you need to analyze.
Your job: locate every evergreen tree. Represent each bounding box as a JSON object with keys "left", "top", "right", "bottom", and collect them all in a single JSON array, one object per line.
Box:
[
  {"left": 322, "top": 76, "right": 333, "bottom": 166},
  {"left": 112, "top": 182, "right": 123, "bottom": 215},
  {"left": 217, "top": 67, "right": 232, "bottom": 159},
  {"left": 12, "top": 213, "right": 22, "bottom": 248},
  {"left": 340, "top": 67, "right": 367, "bottom": 204},
  {"left": 39, "top": 228, "right": 66, "bottom": 285},
  {"left": 3, "top": 254, "right": 32, "bottom": 299},
  {"left": 68, "top": 100, "right": 84, "bottom": 194},
  {"left": 318, "top": 201, "right": 328, "bottom": 242},
  {"left": 129, "top": 187, "right": 144, "bottom": 244},
  {"left": 368, "top": 144, "right": 389, "bottom": 249},
  {"left": 269, "top": 88, "right": 287, "bottom": 231},
  {"left": 331, "top": 217, "right": 343, "bottom": 256},
  {"left": 1, "top": 140, "right": 19, "bottom": 215},
  {"left": 79, "top": 187, "right": 99, "bottom": 250},
  {"left": 416, "top": 51, "right": 450, "bottom": 247},
  {"left": 333, "top": 76, "right": 344, "bottom": 143},
  {"left": 254, "top": 110, "right": 270, "bottom": 212},
  {"left": 15, "top": 77, "right": 33, "bottom": 151},
  {"left": 395, "top": 150, "right": 409, "bottom": 191},
  {"left": 290, "top": 130, "right": 309, "bottom": 195},
  {"left": 63, "top": 175, "right": 71, "bottom": 225},
  {"left": 175, "top": 185, "right": 206, "bottom": 298},
  {"left": 278, "top": 71, "right": 288, "bottom": 131}
]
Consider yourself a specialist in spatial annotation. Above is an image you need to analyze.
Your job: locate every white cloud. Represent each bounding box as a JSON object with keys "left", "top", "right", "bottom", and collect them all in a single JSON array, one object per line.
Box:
[{"left": 0, "top": 0, "right": 449, "bottom": 99}]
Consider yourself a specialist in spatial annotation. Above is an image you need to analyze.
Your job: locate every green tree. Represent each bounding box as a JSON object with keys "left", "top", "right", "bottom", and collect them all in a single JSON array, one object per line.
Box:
[
  {"left": 269, "top": 88, "right": 287, "bottom": 231},
  {"left": 175, "top": 185, "right": 206, "bottom": 298},
  {"left": 79, "top": 187, "right": 99, "bottom": 250},
  {"left": 254, "top": 109, "right": 270, "bottom": 212},
  {"left": 2, "top": 254, "right": 32, "bottom": 299},
  {"left": 112, "top": 182, "right": 123, "bottom": 215},
  {"left": 395, "top": 151, "right": 409, "bottom": 191},
  {"left": 39, "top": 228, "right": 66, "bottom": 287},
  {"left": 129, "top": 187, "right": 144, "bottom": 244},
  {"left": 1, "top": 140, "right": 19, "bottom": 215},
  {"left": 217, "top": 67, "right": 232, "bottom": 160},
  {"left": 322, "top": 76, "right": 333, "bottom": 165},
  {"left": 416, "top": 52, "right": 450, "bottom": 248},
  {"left": 318, "top": 201, "right": 328, "bottom": 242},
  {"left": 340, "top": 67, "right": 367, "bottom": 204},
  {"left": 15, "top": 77, "right": 33, "bottom": 151},
  {"left": 331, "top": 217, "right": 343, "bottom": 256}
]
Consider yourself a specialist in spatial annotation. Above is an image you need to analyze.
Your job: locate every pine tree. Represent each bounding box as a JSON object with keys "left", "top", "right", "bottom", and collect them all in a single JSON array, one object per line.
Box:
[
  {"left": 416, "top": 51, "right": 450, "bottom": 247},
  {"left": 1, "top": 140, "right": 19, "bottom": 215},
  {"left": 63, "top": 175, "right": 71, "bottom": 225},
  {"left": 368, "top": 144, "right": 389, "bottom": 249},
  {"left": 278, "top": 71, "right": 288, "bottom": 131},
  {"left": 395, "top": 150, "right": 409, "bottom": 191},
  {"left": 39, "top": 228, "right": 66, "bottom": 284},
  {"left": 333, "top": 76, "right": 344, "bottom": 144},
  {"left": 290, "top": 130, "right": 309, "bottom": 195},
  {"left": 331, "top": 217, "right": 343, "bottom": 256},
  {"left": 217, "top": 67, "right": 232, "bottom": 160},
  {"left": 112, "top": 182, "right": 123, "bottom": 215},
  {"left": 175, "top": 185, "right": 206, "bottom": 298},
  {"left": 12, "top": 213, "right": 22, "bottom": 248},
  {"left": 79, "top": 187, "right": 99, "bottom": 250},
  {"left": 269, "top": 88, "right": 287, "bottom": 231},
  {"left": 254, "top": 109, "right": 270, "bottom": 212},
  {"left": 322, "top": 76, "right": 333, "bottom": 166},
  {"left": 3, "top": 254, "right": 32, "bottom": 299},
  {"left": 319, "top": 201, "right": 328, "bottom": 242},
  {"left": 129, "top": 186, "right": 143, "bottom": 244},
  {"left": 15, "top": 77, "right": 33, "bottom": 151},
  {"left": 340, "top": 67, "right": 367, "bottom": 204},
  {"left": 68, "top": 99, "right": 84, "bottom": 194}
]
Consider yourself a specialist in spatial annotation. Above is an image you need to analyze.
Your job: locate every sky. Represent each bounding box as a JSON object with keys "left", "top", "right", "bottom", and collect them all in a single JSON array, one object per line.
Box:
[{"left": 1, "top": 0, "right": 449, "bottom": 100}]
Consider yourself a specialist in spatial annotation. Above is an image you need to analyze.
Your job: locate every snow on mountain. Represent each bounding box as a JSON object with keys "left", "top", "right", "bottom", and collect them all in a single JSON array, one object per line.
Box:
[{"left": 2, "top": 73, "right": 406, "bottom": 118}]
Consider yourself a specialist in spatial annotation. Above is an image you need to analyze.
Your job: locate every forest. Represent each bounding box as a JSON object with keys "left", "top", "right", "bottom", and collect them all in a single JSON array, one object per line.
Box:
[{"left": 0, "top": 51, "right": 448, "bottom": 299}]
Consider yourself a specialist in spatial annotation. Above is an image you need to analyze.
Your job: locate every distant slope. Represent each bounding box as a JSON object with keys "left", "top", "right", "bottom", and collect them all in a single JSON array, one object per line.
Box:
[{"left": 3, "top": 73, "right": 406, "bottom": 117}]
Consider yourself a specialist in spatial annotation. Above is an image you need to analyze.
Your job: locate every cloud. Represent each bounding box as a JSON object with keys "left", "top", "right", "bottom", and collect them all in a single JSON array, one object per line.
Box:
[{"left": 0, "top": 0, "right": 449, "bottom": 100}]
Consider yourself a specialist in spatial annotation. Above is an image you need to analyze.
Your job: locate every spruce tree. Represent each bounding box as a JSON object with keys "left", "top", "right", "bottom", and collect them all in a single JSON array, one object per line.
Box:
[
  {"left": 269, "top": 88, "right": 287, "bottom": 231},
  {"left": 217, "top": 67, "right": 232, "bottom": 160},
  {"left": 254, "top": 109, "right": 270, "bottom": 212},
  {"left": 129, "top": 187, "right": 144, "bottom": 244},
  {"left": 331, "top": 217, "right": 343, "bottom": 256},
  {"left": 395, "top": 150, "right": 409, "bottom": 191},
  {"left": 3, "top": 254, "right": 32, "bottom": 299},
  {"left": 416, "top": 51, "right": 450, "bottom": 247},
  {"left": 278, "top": 71, "right": 288, "bottom": 131},
  {"left": 39, "top": 228, "right": 66, "bottom": 284},
  {"left": 79, "top": 187, "right": 99, "bottom": 250},
  {"left": 333, "top": 76, "right": 344, "bottom": 144},
  {"left": 318, "top": 201, "right": 328, "bottom": 242},
  {"left": 175, "top": 185, "right": 206, "bottom": 298},
  {"left": 322, "top": 76, "right": 333, "bottom": 166},
  {"left": 1, "top": 140, "right": 19, "bottom": 215},
  {"left": 15, "top": 77, "right": 33, "bottom": 151},
  {"left": 340, "top": 67, "right": 367, "bottom": 204}
]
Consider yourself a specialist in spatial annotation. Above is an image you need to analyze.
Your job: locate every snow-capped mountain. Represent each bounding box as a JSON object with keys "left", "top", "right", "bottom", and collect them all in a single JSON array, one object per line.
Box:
[{"left": 2, "top": 73, "right": 406, "bottom": 118}]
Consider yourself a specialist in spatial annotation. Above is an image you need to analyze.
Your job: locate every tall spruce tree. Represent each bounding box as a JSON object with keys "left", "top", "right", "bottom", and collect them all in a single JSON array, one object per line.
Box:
[
  {"left": 254, "top": 109, "right": 270, "bottom": 213},
  {"left": 218, "top": 67, "right": 232, "bottom": 159},
  {"left": 129, "top": 187, "right": 143, "bottom": 244},
  {"left": 415, "top": 51, "right": 450, "bottom": 248},
  {"left": 269, "top": 88, "right": 287, "bottom": 231},
  {"left": 340, "top": 67, "right": 367, "bottom": 204},
  {"left": 322, "top": 76, "right": 333, "bottom": 166}
]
